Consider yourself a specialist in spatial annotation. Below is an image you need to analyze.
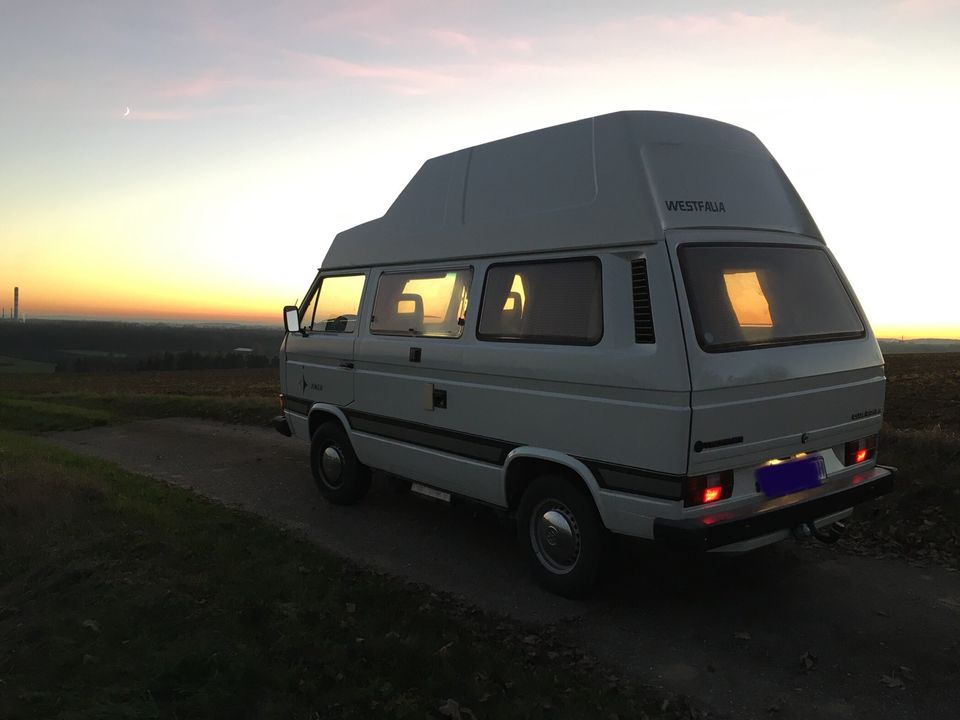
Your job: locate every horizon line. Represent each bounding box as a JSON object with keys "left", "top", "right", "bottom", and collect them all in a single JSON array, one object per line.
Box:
[{"left": 5, "top": 315, "right": 960, "bottom": 342}]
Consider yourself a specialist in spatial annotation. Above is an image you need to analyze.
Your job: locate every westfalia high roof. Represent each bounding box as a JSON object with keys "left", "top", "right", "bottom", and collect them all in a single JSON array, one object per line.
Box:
[{"left": 322, "top": 111, "right": 821, "bottom": 270}]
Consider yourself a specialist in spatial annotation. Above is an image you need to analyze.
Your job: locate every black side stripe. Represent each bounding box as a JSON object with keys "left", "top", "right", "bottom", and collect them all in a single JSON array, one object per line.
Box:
[
  {"left": 344, "top": 410, "right": 518, "bottom": 465},
  {"left": 693, "top": 436, "right": 743, "bottom": 452},
  {"left": 284, "top": 395, "right": 312, "bottom": 415},
  {"left": 579, "top": 458, "right": 684, "bottom": 500},
  {"left": 293, "top": 405, "right": 684, "bottom": 500}
]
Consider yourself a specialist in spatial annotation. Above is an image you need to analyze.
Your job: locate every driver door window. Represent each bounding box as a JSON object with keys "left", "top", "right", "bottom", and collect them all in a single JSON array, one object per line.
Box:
[{"left": 307, "top": 274, "right": 366, "bottom": 333}]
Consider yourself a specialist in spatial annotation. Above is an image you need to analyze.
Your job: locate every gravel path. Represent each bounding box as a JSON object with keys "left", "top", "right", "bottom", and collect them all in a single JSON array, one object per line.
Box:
[{"left": 48, "top": 419, "right": 960, "bottom": 720}]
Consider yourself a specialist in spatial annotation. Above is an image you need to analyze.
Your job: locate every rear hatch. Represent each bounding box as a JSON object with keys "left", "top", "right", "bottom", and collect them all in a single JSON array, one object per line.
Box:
[{"left": 668, "top": 231, "right": 886, "bottom": 488}]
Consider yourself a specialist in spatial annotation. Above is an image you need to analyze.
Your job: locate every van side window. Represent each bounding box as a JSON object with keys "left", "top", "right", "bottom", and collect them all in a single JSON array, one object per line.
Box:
[
  {"left": 307, "top": 274, "right": 366, "bottom": 333},
  {"left": 370, "top": 269, "right": 472, "bottom": 338},
  {"left": 478, "top": 258, "right": 602, "bottom": 345}
]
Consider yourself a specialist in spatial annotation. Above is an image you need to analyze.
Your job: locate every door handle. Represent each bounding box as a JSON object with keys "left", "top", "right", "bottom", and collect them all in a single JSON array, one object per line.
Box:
[{"left": 339, "top": 361, "right": 354, "bottom": 369}]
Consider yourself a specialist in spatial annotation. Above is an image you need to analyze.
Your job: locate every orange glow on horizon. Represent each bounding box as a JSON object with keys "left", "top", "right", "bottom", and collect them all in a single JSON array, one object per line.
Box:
[
  {"left": 5, "top": 285, "right": 960, "bottom": 335},
  {"left": 873, "top": 325, "right": 960, "bottom": 341},
  {"left": 2, "top": 279, "right": 288, "bottom": 325}
]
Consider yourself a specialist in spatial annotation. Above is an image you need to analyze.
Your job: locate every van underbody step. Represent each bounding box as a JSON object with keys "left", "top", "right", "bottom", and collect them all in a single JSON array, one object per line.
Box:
[{"left": 410, "top": 483, "right": 451, "bottom": 502}]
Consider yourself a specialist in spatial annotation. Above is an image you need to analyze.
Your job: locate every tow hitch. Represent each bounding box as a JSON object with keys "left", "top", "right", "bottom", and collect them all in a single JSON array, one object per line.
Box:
[
  {"left": 792, "top": 520, "right": 847, "bottom": 545},
  {"left": 814, "top": 520, "right": 847, "bottom": 544}
]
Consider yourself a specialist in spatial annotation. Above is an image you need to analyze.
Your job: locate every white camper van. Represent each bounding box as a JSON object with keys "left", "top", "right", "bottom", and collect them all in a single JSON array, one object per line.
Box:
[{"left": 275, "top": 111, "right": 895, "bottom": 597}]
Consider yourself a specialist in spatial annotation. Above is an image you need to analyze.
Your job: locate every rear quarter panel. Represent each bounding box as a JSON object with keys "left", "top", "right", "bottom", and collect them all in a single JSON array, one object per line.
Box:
[{"left": 667, "top": 229, "right": 886, "bottom": 476}]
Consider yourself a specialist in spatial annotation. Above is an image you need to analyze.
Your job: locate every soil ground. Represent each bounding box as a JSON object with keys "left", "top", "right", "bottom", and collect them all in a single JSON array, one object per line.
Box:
[{"left": 884, "top": 353, "right": 960, "bottom": 433}]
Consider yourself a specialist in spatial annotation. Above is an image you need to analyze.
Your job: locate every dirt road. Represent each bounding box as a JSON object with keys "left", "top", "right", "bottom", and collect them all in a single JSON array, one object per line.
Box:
[{"left": 48, "top": 419, "right": 960, "bottom": 720}]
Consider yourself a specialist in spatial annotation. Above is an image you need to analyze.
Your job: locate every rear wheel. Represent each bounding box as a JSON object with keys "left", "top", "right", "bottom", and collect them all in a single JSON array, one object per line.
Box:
[
  {"left": 517, "top": 474, "right": 608, "bottom": 598},
  {"left": 310, "top": 421, "right": 370, "bottom": 505}
]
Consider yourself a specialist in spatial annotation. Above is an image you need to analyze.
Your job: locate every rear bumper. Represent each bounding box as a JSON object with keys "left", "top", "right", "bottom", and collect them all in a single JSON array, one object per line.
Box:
[
  {"left": 654, "top": 464, "right": 896, "bottom": 550},
  {"left": 273, "top": 414, "right": 292, "bottom": 437}
]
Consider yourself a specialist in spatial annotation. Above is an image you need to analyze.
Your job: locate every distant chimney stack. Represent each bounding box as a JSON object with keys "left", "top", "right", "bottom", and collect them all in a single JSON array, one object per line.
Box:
[{"left": 13, "top": 287, "right": 19, "bottom": 322}]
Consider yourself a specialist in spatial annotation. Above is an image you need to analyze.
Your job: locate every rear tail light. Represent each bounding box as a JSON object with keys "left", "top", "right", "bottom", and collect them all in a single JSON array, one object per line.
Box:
[
  {"left": 684, "top": 470, "right": 734, "bottom": 507},
  {"left": 844, "top": 435, "right": 878, "bottom": 465},
  {"left": 703, "top": 486, "right": 723, "bottom": 503}
]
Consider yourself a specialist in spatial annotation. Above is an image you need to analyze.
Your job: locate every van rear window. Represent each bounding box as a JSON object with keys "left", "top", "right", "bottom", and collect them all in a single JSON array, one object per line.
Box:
[{"left": 678, "top": 244, "right": 864, "bottom": 352}]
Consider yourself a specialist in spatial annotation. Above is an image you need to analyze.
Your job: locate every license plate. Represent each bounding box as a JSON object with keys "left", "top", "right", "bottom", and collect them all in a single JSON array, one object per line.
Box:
[{"left": 755, "top": 456, "right": 825, "bottom": 498}]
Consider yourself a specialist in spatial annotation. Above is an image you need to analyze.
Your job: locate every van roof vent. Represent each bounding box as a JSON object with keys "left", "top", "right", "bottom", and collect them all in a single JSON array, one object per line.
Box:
[{"left": 632, "top": 258, "right": 655, "bottom": 343}]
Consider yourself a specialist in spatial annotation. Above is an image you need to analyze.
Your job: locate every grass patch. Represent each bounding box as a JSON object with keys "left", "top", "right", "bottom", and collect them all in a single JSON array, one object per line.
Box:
[
  {"left": 844, "top": 427, "right": 960, "bottom": 568},
  {"left": 0, "top": 368, "right": 278, "bottom": 397},
  {"left": 0, "top": 369, "right": 277, "bottom": 432},
  {"left": 0, "top": 393, "right": 274, "bottom": 432},
  {"left": 0, "top": 356, "right": 57, "bottom": 375},
  {"left": 0, "top": 397, "right": 112, "bottom": 432},
  {"left": 0, "top": 433, "right": 684, "bottom": 720},
  {"left": 45, "top": 392, "right": 275, "bottom": 427}
]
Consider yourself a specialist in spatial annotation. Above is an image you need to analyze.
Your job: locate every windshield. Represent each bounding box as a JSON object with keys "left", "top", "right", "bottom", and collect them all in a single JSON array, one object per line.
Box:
[{"left": 678, "top": 244, "right": 865, "bottom": 352}]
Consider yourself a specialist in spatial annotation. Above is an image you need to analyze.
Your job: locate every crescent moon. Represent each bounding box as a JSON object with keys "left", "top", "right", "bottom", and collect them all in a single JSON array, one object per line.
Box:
[{"left": 123, "top": 106, "right": 130, "bottom": 117}]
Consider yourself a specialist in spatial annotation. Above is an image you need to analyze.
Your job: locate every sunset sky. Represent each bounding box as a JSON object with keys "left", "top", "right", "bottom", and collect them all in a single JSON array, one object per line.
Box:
[{"left": 1, "top": 1, "right": 958, "bottom": 337}]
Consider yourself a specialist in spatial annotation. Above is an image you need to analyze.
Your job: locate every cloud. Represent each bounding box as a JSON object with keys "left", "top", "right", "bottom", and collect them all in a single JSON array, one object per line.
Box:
[
  {"left": 894, "top": 0, "right": 960, "bottom": 13},
  {"left": 157, "top": 73, "right": 228, "bottom": 99},
  {"left": 594, "top": 10, "right": 873, "bottom": 54},
  {"left": 5, "top": 4, "right": 911, "bottom": 123},
  {"left": 428, "top": 28, "right": 481, "bottom": 55},
  {"left": 120, "top": 7, "right": 862, "bottom": 108},
  {"left": 126, "top": 109, "right": 190, "bottom": 121},
  {"left": 293, "top": 52, "right": 461, "bottom": 95}
]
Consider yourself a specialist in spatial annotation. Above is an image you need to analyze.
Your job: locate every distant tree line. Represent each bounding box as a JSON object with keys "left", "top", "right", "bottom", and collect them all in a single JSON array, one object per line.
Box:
[
  {"left": 59, "top": 351, "right": 278, "bottom": 373},
  {"left": 1, "top": 319, "right": 283, "bottom": 373},
  {"left": 135, "top": 351, "right": 277, "bottom": 371}
]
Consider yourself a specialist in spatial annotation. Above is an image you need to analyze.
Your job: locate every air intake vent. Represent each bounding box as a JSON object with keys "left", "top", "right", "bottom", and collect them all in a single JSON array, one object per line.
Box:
[{"left": 632, "top": 259, "right": 655, "bottom": 343}]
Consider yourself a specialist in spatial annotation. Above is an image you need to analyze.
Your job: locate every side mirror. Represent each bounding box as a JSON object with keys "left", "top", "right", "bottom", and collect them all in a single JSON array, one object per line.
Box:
[{"left": 283, "top": 305, "right": 301, "bottom": 334}]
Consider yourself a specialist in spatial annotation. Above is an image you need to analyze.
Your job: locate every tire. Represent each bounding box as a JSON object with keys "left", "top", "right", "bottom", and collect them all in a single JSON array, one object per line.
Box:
[
  {"left": 517, "top": 474, "right": 608, "bottom": 598},
  {"left": 310, "top": 421, "right": 371, "bottom": 505}
]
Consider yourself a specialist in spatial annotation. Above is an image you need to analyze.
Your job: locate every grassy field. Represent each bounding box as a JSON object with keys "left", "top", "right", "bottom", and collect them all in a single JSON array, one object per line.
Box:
[
  {"left": 884, "top": 353, "right": 960, "bottom": 434},
  {"left": 0, "top": 368, "right": 278, "bottom": 431},
  {"left": 0, "top": 367, "right": 278, "bottom": 397},
  {"left": 0, "top": 355, "right": 957, "bottom": 716},
  {"left": 0, "top": 357, "right": 957, "bottom": 568},
  {"left": 843, "top": 426, "right": 960, "bottom": 567},
  {"left": 0, "top": 432, "right": 688, "bottom": 719},
  {"left": 1, "top": 353, "right": 955, "bottom": 430},
  {"left": 836, "top": 354, "right": 960, "bottom": 568},
  {"left": 0, "top": 355, "right": 57, "bottom": 374}
]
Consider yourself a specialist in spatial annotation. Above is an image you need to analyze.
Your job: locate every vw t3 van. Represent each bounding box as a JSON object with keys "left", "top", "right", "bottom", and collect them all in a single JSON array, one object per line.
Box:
[{"left": 275, "top": 111, "right": 895, "bottom": 597}]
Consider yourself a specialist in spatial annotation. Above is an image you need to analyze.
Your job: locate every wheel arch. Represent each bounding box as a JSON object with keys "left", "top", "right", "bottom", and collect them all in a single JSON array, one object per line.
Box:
[
  {"left": 307, "top": 403, "right": 352, "bottom": 440},
  {"left": 503, "top": 448, "right": 605, "bottom": 519}
]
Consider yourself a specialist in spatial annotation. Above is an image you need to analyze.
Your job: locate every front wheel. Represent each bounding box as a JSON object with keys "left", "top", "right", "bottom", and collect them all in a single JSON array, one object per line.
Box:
[
  {"left": 517, "top": 474, "right": 608, "bottom": 598},
  {"left": 310, "top": 421, "right": 371, "bottom": 505}
]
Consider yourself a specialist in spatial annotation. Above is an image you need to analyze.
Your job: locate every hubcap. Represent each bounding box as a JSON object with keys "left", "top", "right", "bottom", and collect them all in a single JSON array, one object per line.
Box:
[
  {"left": 530, "top": 500, "right": 581, "bottom": 574},
  {"left": 320, "top": 444, "right": 345, "bottom": 487}
]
